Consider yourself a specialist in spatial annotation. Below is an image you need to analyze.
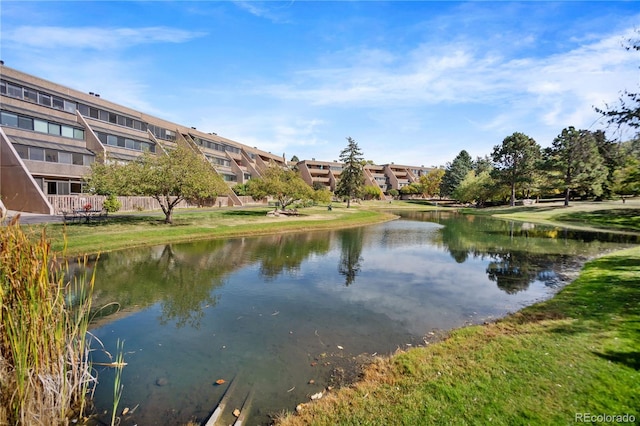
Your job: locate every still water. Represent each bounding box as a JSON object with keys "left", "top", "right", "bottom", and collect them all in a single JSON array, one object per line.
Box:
[{"left": 83, "top": 211, "right": 638, "bottom": 425}]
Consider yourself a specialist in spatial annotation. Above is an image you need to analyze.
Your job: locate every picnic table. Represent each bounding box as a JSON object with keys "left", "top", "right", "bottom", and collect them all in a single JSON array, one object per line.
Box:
[{"left": 62, "top": 208, "right": 108, "bottom": 224}]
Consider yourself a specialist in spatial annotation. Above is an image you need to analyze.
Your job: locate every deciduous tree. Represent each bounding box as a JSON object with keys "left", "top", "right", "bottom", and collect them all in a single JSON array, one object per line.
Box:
[
  {"left": 246, "top": 163, "right": 313, "bottom": 210},
  {"left": 418, "top": 168, "right": 445, "bottom": 198},
  {"left": 87, "top": 143, "right": 228, "bottom": 223}
]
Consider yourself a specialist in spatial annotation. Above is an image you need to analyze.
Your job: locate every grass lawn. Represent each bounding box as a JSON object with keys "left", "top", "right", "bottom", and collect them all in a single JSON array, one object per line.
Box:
[
  {"left": 278, "top": 245, "right": 640, "bottom": 425},
  {"left": 20, "top": 204, "right": 399, "bottom": 257}
]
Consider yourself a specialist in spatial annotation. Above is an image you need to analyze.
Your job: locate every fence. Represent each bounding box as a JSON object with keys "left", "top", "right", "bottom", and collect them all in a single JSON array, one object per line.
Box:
[{"left": 47, "top": 195, "right": 265, "bottom": 214}]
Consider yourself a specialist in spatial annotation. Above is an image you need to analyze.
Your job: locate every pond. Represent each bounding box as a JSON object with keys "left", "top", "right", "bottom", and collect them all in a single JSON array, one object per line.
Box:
[{"left": 80, "top": 211, "right": 639, "bottom": 425}]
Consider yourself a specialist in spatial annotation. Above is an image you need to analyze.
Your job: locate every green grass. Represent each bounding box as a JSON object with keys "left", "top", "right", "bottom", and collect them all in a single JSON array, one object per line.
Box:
[
  {"left": 23, "top": 205, "right": 397, "bottom": 257},
  {"left": 279, "top": 246, "right": 640, "bottom": 425}
]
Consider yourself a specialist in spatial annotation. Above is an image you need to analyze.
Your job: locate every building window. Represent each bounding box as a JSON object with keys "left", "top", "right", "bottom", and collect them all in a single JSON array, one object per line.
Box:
[
  {"left": 45, "top": 149, "right": 58, "bottom": 163},
  {"left": 24, "top": 88, "right": 38, "bottom": 103},
  {"left": 38, "top": 93, "right": 52, "bottom": 107},
  {"left": 48, "top": 123, "right": 61, "bottom": 136},
  {"left": 18, "top": 116, "right": 33, "bottom": 130},
  {"left": 74, "top": 128, "right": 84, "bottom": 140},
  {"left": 34, "top": 119, "right": 48, "bottom": 133},
  {"left": 52, "top": 96, "right": 65, "bottom": 110},
  {"left": 64, "top": 100, "right": 76, "bottom": 114},
  {"left": 14, "top": 144, "right": 28, "bottom": 159},
  {"left": 0, "top": 111, "right": 18, "bottom": 127},
  {"left": 30, "top": 147, "right": 45, "bottom": 161},
  {"left": 61, "top": 125, "right": 74, "bottom": 138},
  {"left": 59, "top": 152, "right": 73, "bottom": 164},
  {"left": 7, "top": 83, "right": 23, "bottom": 99}
]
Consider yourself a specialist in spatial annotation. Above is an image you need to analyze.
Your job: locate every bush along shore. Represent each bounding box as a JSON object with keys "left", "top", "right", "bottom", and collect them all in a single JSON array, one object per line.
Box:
[{"left": 277, "top": 202, "right": 640, "bottom": 425}]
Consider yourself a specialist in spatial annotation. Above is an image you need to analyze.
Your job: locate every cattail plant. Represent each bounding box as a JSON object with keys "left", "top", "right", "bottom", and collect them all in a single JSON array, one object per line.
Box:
[{"left": 0, "top": 216, "right": 97, "bottom": 425}]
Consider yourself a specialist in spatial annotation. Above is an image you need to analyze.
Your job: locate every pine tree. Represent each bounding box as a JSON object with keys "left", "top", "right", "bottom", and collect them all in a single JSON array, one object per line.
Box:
[{"left": 335, "top": 137, "right": 364, "bottom": 208}]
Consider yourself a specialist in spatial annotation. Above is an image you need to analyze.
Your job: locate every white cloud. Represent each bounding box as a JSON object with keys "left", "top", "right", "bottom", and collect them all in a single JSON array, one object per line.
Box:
[{"left": 2, "top": 26, "right": 205, "bottom": 50}]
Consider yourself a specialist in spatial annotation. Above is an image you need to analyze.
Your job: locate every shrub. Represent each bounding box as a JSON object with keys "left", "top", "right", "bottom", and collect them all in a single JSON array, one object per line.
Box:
[{"left": 103, "top": 194, "right": 121, "bottom": 213}]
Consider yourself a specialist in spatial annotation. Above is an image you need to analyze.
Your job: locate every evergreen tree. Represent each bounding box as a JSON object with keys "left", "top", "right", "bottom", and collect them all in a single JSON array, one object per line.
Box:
[
  {"left": 335, "top": 137, "right": 365, "bottom": 208},
  {"left": 543, "top": 127, "right": 607, "bottom": 206},
  {"left": 440, "top": 150, "right": 473, "bottom": 198},
  {"left": 491, "top": 132, "right": 541, "bottom": 206}
]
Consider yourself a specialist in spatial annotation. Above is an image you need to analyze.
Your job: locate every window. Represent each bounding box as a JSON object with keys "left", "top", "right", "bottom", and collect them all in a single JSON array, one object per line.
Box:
[
  {"left": 30, "top": 147, "right": 44, "bottom": 161},
  {"left": 72, "top": 153, "right": 84, "bottom": 165},
  {"left": 24, "top": 88, "right": 38, "bottom": 103},
  {"left": 45, "top": 149, "right": 58, "bottom": 163},
  {"left": 117, "top": 115, "right": 126, "bottom": 126},
  {"left": 7, "top": 83, "right": 23, "bottom": 99},
  {"left": 70, "top": 182, "right": 83, "bottom": 194},
  {"left": 0, "top": 81, "right": 5, "bottom": 94},
  {"left": 61, "top": 126, "right": 74, "bottom": 138},
  {"left": 107, "top": 135, "right": 117, "bottom": 146},
  {"left": 109, "top": 112, "right": 117, "bottom": 124},
  {"left": 99, "top": 110, "right": 109, "bottom": 122},
  {"left": 117, "top": 136, "right": 125, "bottom": 147},
  {"left": 48, "top": 123, "right": 61, "bottom": 136},
  {"left": 74, "top": 128, "right": 84, "bottom": 140},
  {"left": 89, "top": 107, "right": 99, "bottom": 119},
  {"left": 47, "top": 181, "right": 57, "bottom": 195},
  {"left": 125, "top": 138, "right": 135, "bottom": 149},
  {"left": 38, "top": 93, "right": 52, "bottom": 107},
  {"left": 58, "top": 182, "right": 70, "bottom": 195},
  {"left": 34, "top": 119, "right": 48, "bottom": 133},
  {"left": 84, "top": 155, "right": 94, "bottom": 166},
  {"left": 59, "top": 152, "right": 73, "bottom": 164},
  {"left": 77, "top": 104, "right": 89, "bottom": 116},
  {"left": 64, "top": 100, "right": 76, "bottom": 114},
  {"left": 18, "top": 116, "right": 33, "bottom": 130},
  {"left": 52, "top": 96, "right": 65, "bottom": 110},
  {"left": 14, "top": 144, "right": 28, "bottom": 159},
  {"left": 0, "top": 111, "right": 18, "bottom": 127}
]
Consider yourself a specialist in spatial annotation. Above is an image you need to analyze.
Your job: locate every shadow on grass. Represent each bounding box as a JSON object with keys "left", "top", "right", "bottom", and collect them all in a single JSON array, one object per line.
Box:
[
  {"left": 507, "top": 254, "right": 640, "bottom": 335},
  {"left": 221, "top": 209, "right": 270, "bottom": 217},
  {"left": 592, "top": 350, "right": 640, "bottom": 370},
  {"left": 556, "top": 209, "right": 640, "bottom": 232}
]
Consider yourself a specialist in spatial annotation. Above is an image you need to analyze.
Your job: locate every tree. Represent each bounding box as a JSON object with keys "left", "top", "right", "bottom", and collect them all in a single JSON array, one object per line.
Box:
[
  {"left": 440, "top": 150, "right": 473, "bottom": 198},
  {"left": 452, "top": 170, "right": 497, "bottom": 206},
  {"left": 418, "top": 168, "right": 445, "bottom": 198},
  {"left": 361, "top": 185, "right": 383, "bottom": 200},
  {"left": 612, "top": 138, "right": 640, "bottom": 200},
  {"left": 246, "top": 163, "right": 313, "bottom": 210},
  {"left": 543, "top": 127, "right": 607, "bottom": 206},
  {"left": 595, "top": 31, "right": 640, "bottom": 130},
  {"left": 491, "top": 132, "right": 541, "bottom": 206},
  {"left": 335, "top": 137, "right": 365, "bottom": 208},
  {"left": 87, "top": 143, "right": 228, "bottom": 223}
]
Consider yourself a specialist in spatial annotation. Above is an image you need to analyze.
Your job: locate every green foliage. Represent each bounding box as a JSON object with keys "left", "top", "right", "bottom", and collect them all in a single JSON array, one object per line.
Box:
[
  {"left": 440, "top": 150, "right": 473, "bottom": 197},
  {"left": 491, "top": 132, "right": 541, "bottom": 206},
  {"left": 232, "top": 183, "right": 250, "bottom": 196},
  {"left": 388, "top": 188, "right": 399, "bottom": 199},
  {"left": 543, "top": 127, "right": 608, "bottom": 206},
  {"left": 362, "top": 185, "right": 383, "bottom": 200},
  {"left": 102, "top": 194, "right": 121, "bottom": 213},
  {"left": 452, "top": 170, "right": 498, "bottom": 205},
  {"left": 87, "top": 143, "right": 228, "bottom": 223},
  {"left": 418, "top": 169, "right": 445, "bottom": 198},
  {"left": 312, "top": 187, "right": 333, "bottom": 204},
  {"left": 0, "top": 220, "right": 95, "bottom": 424},
  {"left": 335, "top": 137, "right": 365, "bottom": 208},
  {"left": 247, "top": 163, "right": 313, "bottom": 210},
  {"left": 399, "top": 183, "right": 421, "bottom": 195}
]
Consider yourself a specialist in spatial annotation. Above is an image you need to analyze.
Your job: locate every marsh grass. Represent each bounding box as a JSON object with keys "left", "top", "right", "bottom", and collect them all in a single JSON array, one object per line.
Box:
[{"left": 0, "top": 217, "right": 96, "bottom": 425}]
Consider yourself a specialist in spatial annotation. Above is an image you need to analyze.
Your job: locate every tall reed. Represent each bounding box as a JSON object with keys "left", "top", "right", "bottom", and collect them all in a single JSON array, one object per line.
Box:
[{"left": 0, "top": 216, "right": 97, "bottom": 425}]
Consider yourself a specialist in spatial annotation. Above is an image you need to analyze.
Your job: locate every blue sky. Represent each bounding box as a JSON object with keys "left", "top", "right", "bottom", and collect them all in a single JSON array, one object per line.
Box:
[{"left": 1, "top": 1, "right": 638, "bottom": 167}]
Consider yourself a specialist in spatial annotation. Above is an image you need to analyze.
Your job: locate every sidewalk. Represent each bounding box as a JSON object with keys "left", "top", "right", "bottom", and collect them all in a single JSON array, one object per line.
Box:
[{"left": 4, "top": 210, "right": 64, "bottom": 225}]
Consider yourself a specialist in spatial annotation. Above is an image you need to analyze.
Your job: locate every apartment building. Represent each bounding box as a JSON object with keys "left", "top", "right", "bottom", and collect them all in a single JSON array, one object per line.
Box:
[
  {"left": 0, "top": 64, "right": 286, "bottom": 213},
  {"left": 298, "top": 159, "right": 434, "bottom": 194},
  {"left": 0, "top": 64, "right": 437, "bottom": 214}
]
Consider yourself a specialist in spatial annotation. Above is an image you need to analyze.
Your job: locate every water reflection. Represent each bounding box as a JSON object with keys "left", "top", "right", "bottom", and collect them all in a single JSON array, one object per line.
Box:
[{"left": 80, "top": 211, "right": 638, "bottom": 425}]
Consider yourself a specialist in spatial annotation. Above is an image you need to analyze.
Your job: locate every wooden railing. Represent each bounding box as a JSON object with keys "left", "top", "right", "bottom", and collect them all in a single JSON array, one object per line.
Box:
[{"left": 47, "top": 195, "right": 266, "bottom": 214}]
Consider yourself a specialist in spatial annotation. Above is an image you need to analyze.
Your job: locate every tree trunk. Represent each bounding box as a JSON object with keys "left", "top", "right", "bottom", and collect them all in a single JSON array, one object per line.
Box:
[
  {"left": 564, "top": 187, "right": 570, "bottom": 207},
  {"left": 510, "top": 183, "right": 516, "bottom": 207},
  {"left": 346, "top": 197, "right": 351, "bottom": 208}
]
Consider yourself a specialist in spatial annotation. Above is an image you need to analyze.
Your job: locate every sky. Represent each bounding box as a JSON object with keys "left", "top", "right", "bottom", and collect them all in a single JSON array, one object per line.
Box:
[{"left": 1, "top": 1, "right": 639, "bottom": 167}]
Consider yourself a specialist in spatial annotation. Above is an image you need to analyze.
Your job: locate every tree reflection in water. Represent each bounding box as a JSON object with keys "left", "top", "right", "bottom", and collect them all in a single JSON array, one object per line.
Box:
[{"left": 337, "top": 227, "right": 364, "bottom": 286}]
